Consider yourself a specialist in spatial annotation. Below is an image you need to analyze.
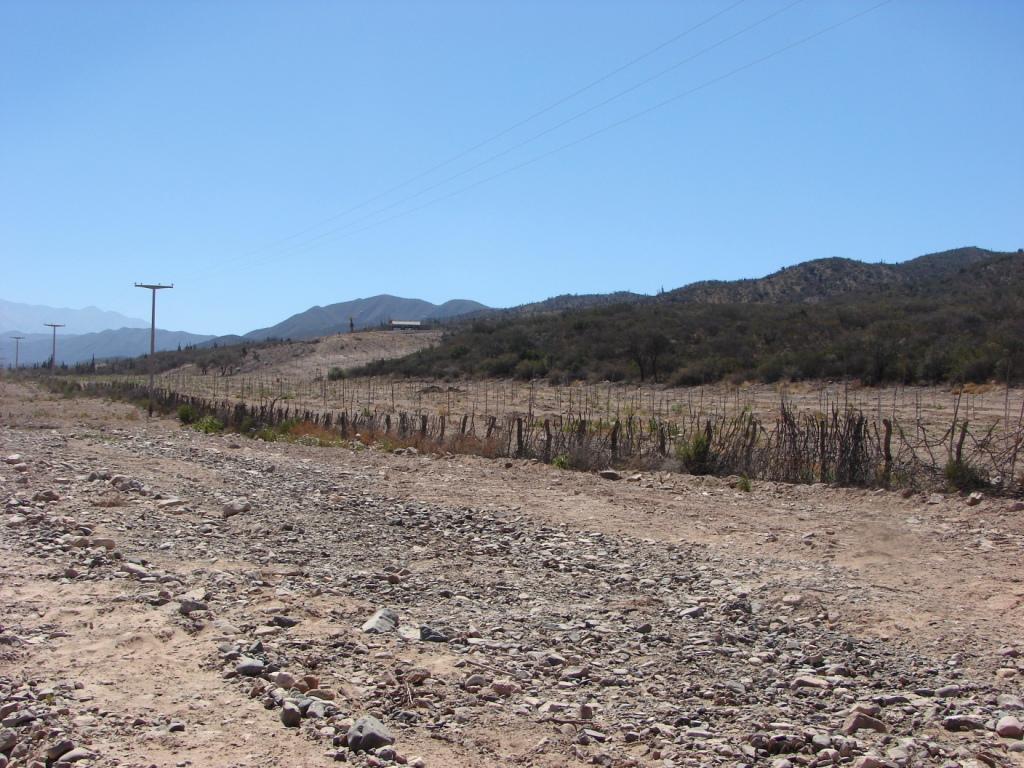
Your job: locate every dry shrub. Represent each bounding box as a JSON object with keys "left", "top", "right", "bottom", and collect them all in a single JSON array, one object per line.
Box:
[
  {"left": 286, "top": 421, "right": 341, "bottom": 444},
  {"left": 954, "top": 382, "right": 996, "bottom": 395}
]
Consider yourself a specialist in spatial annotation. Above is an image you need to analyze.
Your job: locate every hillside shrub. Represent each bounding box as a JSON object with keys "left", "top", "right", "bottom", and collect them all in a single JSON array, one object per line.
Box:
[
  {"left": 677, "top": 428, "right": 714, "bottom": 475},
  {"left": 944, "top": 459, "right": 988, "bottom": 491},
  {"left": 177, "top": 404, "right": 198, "bottom": 424},
  {"left": 193, "top": 416, "right": 224, "bottom": 434}
]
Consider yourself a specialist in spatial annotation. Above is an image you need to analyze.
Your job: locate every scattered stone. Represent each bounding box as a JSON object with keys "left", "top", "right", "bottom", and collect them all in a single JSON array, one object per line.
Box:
[
  {"left": 418, "top": 624, "right": 449, "bottom": 642},
  {"left": 996, "top": 715, "right": 1023, "bottom": 739},
  {"left": 280, "top": 702, "right": 302, "bottom": 728},
  {"left": 55, "top": 748, "right": 95, "bottom": 764},
  {"left": 361, "top": 608, "right": 399, "bottom": 634},
  {"left": 44, "top": 740, "right": 74, "bottom": 761},
  {"left": 178, "top": 598, "right": 208, "bottom": 615},
  {"left": 405, "top": 668, "right": 430, "bottom": 685},
  {"left": 843, "top": 711, "right": 888, "bottom": 735},
  {"left": 998, "top": 694, "right": 1024, "bottom": 710},
  {"left": 0, "top": 729, "right": 19, "bottom": 752},
  {"left": 942, "top": 714, "right": 985, "bottom": 731},
  {"left": 121, "top": 562, "right": 150, "bottom": 578},
  {"left": 235, "top": 657, "right": 265, "bottom": 677},
  {"left": 274, "top": 671, "right": 296, "bottom": 689},
  {"left": 791, "top": 675, "right": 829, "bottom": 690},
  {"left": 222, "top": 499, "right": 251, "bottom": 518},
  {"left": 491, "top": 679, "right": 520, "bottom": 697},
  {"left": 347, "top": 715, "right": 394, "bottom": 752}
]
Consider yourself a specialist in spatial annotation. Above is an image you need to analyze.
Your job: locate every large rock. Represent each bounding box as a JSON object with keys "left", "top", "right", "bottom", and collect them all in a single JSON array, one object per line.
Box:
[
  {"left": 843, "top": 711, "right": 888, "bottom": 735},
  {"left": 178, "top": 599, "right": 208, "bottom": 615},
  {"left": 121, "top": 562, "right": 150, "bottom": 578},
  {"left": 235, "top": 657, "right": 265, "bottom": 677},
  {"left": 347, "top": 715, "right": 394, "bottom": 752},
  {"left": 361, "top": 608, "right": 399, "bottom": 634},
  {"left": 56, "top": 748, "right": 95, "bottom": 764},
  {"left": 0, "top": 728, "right": 18, "bottom": 752},
  {"left": 45, "top": 739, "right": 75, "bottom": 761},
  {"left": 998, "top": 694, "right": 1024, "bottom": 710},
  {"left": 280, "top": 702, "right": 302, "bottom": 728},
  {"left": 222, "top": 499, "right": 251, "bottom": 518},
  {"left": 997, "top": 715, "right": 1023, "bottom": 739}
]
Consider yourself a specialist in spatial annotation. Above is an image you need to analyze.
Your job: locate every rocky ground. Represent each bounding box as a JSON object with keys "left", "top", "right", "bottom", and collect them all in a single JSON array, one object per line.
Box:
[{"left": 1, "top": 381, "right": 1023, "bottom": 768}]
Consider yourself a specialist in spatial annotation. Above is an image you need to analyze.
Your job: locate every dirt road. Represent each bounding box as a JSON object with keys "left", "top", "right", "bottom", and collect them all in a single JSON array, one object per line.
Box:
[{"left": 2, "top": 381, "right": 1022, "bottom": 767}]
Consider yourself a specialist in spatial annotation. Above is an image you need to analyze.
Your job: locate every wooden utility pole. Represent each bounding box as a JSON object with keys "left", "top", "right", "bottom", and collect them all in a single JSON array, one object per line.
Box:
[
  {"left": 135, "top": 283, "right": 173, "bottom": 416},
  {"left": 10, "top": 336, "right": 24, "bottom": 369},
  {"left": 43, "top": 324, "right": 64, "bottom": 370}
]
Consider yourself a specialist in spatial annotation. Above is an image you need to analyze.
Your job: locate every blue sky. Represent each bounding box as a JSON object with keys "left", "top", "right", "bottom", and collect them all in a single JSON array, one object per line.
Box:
[{"left": 2, "top": 0, "right": 1021, "bottom": 335}]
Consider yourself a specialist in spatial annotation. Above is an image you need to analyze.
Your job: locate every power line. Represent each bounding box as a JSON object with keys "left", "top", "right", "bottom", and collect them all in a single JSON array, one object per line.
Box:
[
  {"left": 258, "top": 0, "right": 895, "bottom": 264},
  {"left": 235, "top": 0, "right": 810, "bottom": 268},
  {"left": 221, "top": 0, "right": 752, "bottom": 267}
]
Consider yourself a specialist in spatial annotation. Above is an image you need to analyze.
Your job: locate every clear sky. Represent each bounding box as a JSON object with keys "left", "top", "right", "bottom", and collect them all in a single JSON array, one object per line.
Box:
[{"left": 2, "top": 0, "right": 1021, "bottom": 335}]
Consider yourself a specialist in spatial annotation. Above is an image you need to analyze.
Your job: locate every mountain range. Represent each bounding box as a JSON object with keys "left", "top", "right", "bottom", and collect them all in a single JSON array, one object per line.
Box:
[
  {"left": 0, "top": 295, "right": 489, "bottom": 366},
  {"left": 5, "top": 328, "right": 216, "bottom": 368},
  {"left": 4, "top": 245, "right": 1021, "bottom": 375},
  {"left": 229, "top": 295, "right": 489, "bottom": 343},
  {"left": 358, "top": 246, "right": 1024, "bottom": 385},
  {"left": 663, "top": 246, "right": 1009, "bottom": 304},
  {"left": 0, "top": 299, "right": 148, "bottom": 336}
]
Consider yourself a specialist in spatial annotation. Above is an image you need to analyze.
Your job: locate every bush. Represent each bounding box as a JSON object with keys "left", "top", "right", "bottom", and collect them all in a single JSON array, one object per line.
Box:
[
  {"left": 193, "top": 416, "right": 224, "bottom": 434},
  {"left": 552, "top": 453, "right": 570, "bottom": 470},
  {"left": 177, "top": 404, "right": 198, "bottom": 424},
  {"left": 327, "top": 367, "right": 346, "bottom": 381},
  {"left": 677, "top": 427, "right": 714, "bottom": 475},
  {"left": 944, "top": 459, "right": 988, "bottom": 491}
]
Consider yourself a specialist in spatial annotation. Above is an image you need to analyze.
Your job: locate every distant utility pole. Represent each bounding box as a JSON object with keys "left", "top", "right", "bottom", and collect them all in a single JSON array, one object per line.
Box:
[
  {"left": 10, "top": 336, "right": 24, "bottom": 369},
  {"left": 135, "top": 282, "right": 173, "bottom": 416},
  {"left": 43, "top": 324, "right": 65, "bottom": 370}
]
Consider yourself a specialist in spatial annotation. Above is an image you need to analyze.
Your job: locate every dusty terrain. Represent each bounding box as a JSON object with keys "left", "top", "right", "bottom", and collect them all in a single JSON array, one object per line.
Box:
[
  {"left": 148, "top": 331, "right": 1024, "bottom": 438},
  {"left": 2, "top": 380, "right": 1023, "bottom": 768}
]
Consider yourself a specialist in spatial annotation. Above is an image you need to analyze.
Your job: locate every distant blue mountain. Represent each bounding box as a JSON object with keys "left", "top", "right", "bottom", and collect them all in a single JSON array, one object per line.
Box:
[{"left": 0, "top": 298, "right": 148, "bottom": 335}]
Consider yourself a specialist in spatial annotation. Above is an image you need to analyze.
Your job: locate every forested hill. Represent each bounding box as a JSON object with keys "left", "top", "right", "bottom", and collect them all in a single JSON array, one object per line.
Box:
[
  {"left": 356, "top": 247, "right": 1024, "bottom": 386},
  {"left": 665, "top": 246, "right": 1007, "bottom": 304}
]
